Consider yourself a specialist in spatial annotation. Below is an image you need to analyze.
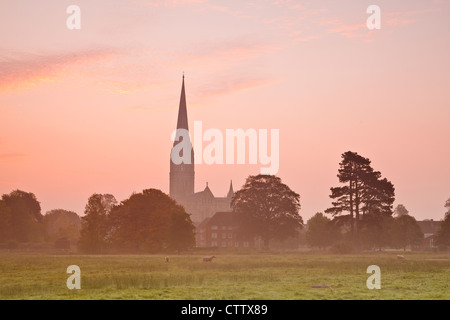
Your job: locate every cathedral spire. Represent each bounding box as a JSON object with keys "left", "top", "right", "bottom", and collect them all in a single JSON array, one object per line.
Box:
[
  {"left": 169, "top": 74, "right": 195, "bottom": 200},
  {"left": 176, "top": 74, "right": 188, "bottom": 130},
  {"left": 227, "top": 180, "right": 234, "bottom": 198}
]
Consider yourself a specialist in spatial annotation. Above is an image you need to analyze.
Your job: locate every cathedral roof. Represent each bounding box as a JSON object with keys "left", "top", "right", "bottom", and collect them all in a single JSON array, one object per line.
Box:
[
  {"left": 204, "top": 185, "right": 213, "bottom": 196},
  {"left": 207, "top": 211, "right": 239, "bottom": 226},
  {"left": 193, "top": 182, "right": 215, "bottom": 199}
]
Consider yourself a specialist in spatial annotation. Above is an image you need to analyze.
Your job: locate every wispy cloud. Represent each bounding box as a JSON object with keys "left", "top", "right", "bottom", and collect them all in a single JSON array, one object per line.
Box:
[
  {"left": 0, "top": 153, "right": 28, "bottom": 160},
  {"left": 321, "top": 7, "right": 437, "bottom": 40},
  {"left": 133, "top": 0, "right": 206, "bottom": 8},
  {"left": 327, "top": 22, "right": 369, "bottom": 39},
  {"left": 384, "top": 9, "right": 436, "bottom": 27},
  {"left": 0, "top": 47, "right": 171, "bottom": 94},
  {"left": 197, "top": 75, "right": 279, "bottom": 99},
  {"left": 186, "top": 38, "right": 280, "bottom": 65},
  {"left": 0, "top": 48, "right": 120, "bottom": 93},
  {"left": 292, "top": 33, "right": 321, "bottom": 43},
  {"left": 124, "top": 105, "right": 150, "bottom": 112}
]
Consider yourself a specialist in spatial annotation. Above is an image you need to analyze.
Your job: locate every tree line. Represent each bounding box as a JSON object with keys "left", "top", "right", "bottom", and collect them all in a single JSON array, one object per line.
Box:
[
  {"left": 78, "top": 189, "right": 195, "bottom": 253},
  {"left": 305, "top": 210, "right": 425, "bottom": 252},
  {"left": 0, "top": 189, "right": 195, "bottom": 253},
  {"left": 0, "top": 150, "right": 449, "bottom": 252},
  {"left": 228, "top": 152, "right": 448, "bottom": 251},
  {"left": 305, "top": 151, "right": 449, "bottom": 251}
]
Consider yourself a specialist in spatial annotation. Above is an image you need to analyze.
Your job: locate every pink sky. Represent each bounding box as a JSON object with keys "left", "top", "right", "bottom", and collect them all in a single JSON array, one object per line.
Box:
[{"left": 1, "top": 0, "right": 449, "bottom": 221}]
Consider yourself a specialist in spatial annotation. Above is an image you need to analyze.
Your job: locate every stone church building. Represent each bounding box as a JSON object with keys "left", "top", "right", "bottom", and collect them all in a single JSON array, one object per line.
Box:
[{"left": 169, "top": 76, "right": 233, "bottom": 225}]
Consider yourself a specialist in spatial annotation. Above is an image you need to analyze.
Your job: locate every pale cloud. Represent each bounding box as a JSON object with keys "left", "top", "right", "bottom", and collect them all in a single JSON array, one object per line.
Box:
[
  {"left": 327, "top": 22, "right": 369, "bottom": 39},
  {"left": 124, "top": 105, "right": 150, "bottom": 112},
  {"left": 0, "top": 48, "right": 120, "bottom": 93},
  {"left": 0, "top": 153, "right": 28, "bottom": 160},
  {"left": 0, "top": 47, "right": 170, "bottom": 94},
  {"left": 292, "top": 33, "right": 321, "bottom": 43},
  {"left": 154, "top": 36, "right": 281, "bottom": 80},
  {"left": 322, "top": 7, "right": 437, "bottom": 40},
  {"left": 384, "top": 9, "right": 436, "bottom": 27},
  {"left": 132, "top": 0, "right": 206, "bottom": 8},
  {"left": 0, "top": 35, "right": 277, "bottom": 96},
  {"left": 197, "top": 75, "right": 279, "bottom": 99},
  {"left": 187, "top": 38, "right": 280, "bottom": 64}
]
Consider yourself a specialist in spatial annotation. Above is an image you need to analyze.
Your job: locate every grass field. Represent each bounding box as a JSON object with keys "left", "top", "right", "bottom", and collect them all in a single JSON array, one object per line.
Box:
[{"left": 0, "top": 251, "right": 448, "bottom": 300}]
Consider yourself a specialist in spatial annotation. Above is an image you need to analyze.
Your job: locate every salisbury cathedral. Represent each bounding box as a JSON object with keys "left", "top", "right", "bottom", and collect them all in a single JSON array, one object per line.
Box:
[{"left": 169, "top": 76, "right": 234, "bottom": 224}]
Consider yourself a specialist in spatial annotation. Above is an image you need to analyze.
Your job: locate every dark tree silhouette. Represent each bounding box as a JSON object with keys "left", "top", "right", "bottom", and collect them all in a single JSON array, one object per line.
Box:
[
  {"left": 393, "top": 204, "right": 409, "bottom": 217},
  {"left": 360, "top": 213, "right": 394, "bottom": 250},
  {"left": 43, "top": 209, "right": 81, "bottom": 248},
  {"left": 1, "top": 190, "right": 43, "bottom": 242},
  {"left": 78, "top": 193, "right": 116, "bottom": 253},
  {"left": 306, "top": 212, "right": 339, "bottom": 249},
  {"left": 0, "top": 200, "right": 11, "bottom": 242},
  {"left": 231, "top": 174, "right": 303, "bottom": 249},
  {"left": 325, "top": 151, "right": 395, "bottom": 248},
  {"left": 391, "top": 215, "right": 423, "bottom": 251},
  {"left": 108, "top": 189, "right": 195, "bottom": 253},
  {"left": 435, "top": 198, "right": 450, "bottom": 248}
]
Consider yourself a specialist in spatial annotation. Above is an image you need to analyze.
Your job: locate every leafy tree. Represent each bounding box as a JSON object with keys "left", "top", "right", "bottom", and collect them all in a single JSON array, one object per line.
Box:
[
  {"left": 43, "top": 209, "right": 81, "bottom": 247},
  {"left": 54, "top": 237, "right": 71, "bottom": 250},
  {"left": 391, "top": 215, "right": 424, "bottom": 251},
  {"left": 393, "top": 204, "right": 409, "bottom": 217},
  {"left": 360, "top": 213, "right": 394, "bottom": 250},
  {"left": 231, "top": 174, "right": 303, "bottom": 249},
  {"left": 435, "top": 198, "right": 450, "bottom": 247},
  {"left": 168, "top": 206, "right": 196, "bottom": 251},
  {"left": 0, "top": 200, "right": 11, "bottom": 242},
  {"left": 1, "top": 190, "right": 43, "bottom": 242},
  {"left": 306, "top": 212, "right": 339, "bottom": 248},
  {"left": 325, "top": 151, "right": 395, "bottom": 249},
  {"left": 109, "top": 189, "right": 195, "bottom": 253},
  {"left": 78, "top": 194, "right": 116, "bottom": 253}
]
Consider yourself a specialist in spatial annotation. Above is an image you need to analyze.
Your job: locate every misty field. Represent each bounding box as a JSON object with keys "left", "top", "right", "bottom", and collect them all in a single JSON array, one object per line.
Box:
[{"left": 0, "top": 252, "right": 448, "bottom": 300}]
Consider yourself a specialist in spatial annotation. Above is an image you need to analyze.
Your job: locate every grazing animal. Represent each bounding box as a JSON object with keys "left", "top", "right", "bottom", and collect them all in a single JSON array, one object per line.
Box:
[
  {"left": 165, "top": 256, "right": 170, "bottom": 263},
  {"left": 203, "top": 255, "right": 216, "bottom": 262},
  {"left": 397, "top": 255, "right": 405, "bottom": 260}
]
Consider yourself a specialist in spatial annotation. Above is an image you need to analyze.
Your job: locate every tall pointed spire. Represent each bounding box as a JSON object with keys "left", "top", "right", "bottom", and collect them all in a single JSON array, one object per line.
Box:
[
  {"left": 169, "top": 74, "right": 195, "bottom": 200},
  {"left": 227, "top": 180, "right": 234, "bottom": 198},
  {"left": 176, "top": 74, "right": 188, "bottom": 130}
]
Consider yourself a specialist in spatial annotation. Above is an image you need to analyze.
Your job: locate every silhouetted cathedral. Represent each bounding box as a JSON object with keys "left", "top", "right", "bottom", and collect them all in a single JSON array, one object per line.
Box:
[{"left": 170, "top": 75, "right": 233, "bottom": 224}]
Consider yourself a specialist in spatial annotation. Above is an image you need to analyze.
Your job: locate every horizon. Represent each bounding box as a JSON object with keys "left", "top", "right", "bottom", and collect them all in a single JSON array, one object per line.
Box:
[{"left": 1, "top": 0, "right": 449, "bottom": 222}]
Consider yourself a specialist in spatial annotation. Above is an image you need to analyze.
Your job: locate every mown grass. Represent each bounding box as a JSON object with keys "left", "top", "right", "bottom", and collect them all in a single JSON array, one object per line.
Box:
[{"left": 0, "top": 252, "right": 448, "bottom": 300}]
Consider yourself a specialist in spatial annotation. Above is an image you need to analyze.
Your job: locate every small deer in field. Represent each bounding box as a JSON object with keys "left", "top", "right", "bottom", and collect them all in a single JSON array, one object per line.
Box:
[
  {"left": 203, "top": 255, "right": 216, "bottom": 262},
  {"left": 165, "top": 256, "right": 170, "bottom": 262}
]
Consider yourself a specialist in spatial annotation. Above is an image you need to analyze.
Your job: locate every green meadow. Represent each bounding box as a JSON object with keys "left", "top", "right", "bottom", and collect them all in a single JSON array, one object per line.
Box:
[{"left": 0, "top": 252, "right": 448, "bottom": 300}]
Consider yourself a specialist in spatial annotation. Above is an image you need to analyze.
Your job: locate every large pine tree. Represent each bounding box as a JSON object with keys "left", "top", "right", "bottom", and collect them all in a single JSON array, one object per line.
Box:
[{"left": 325, "top": 151, "right": 395, "bottom": 248}]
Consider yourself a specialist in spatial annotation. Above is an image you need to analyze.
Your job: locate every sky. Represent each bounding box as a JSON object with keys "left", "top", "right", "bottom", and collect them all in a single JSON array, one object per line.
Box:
[{"left": 0, "top": 0, "right": 449, "bottom": 221}]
